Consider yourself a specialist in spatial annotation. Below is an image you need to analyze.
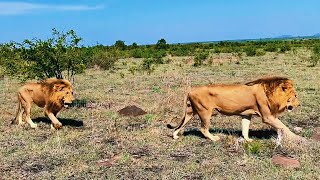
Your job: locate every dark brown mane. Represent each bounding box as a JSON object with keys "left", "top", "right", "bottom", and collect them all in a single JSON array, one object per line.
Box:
[
  {"left": 246, "top": 77, "right": 291, "bottom": 115},
  {"left": 245, "top": 77, "right": 290, "bottom": 94},
  {"left": 245, "top": 76, "right": 289, "bottom": 86},
  {"left": 39, "top": 78, "right": 72, "bottom": 93}
]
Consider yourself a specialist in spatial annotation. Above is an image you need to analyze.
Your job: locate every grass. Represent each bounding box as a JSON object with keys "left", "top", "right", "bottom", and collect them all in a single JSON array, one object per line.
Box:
[{"left": 0, "top": 49, "right": 320, "bottom": 179}]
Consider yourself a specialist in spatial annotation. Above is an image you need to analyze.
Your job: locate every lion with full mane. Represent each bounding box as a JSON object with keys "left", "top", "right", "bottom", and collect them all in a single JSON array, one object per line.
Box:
[
  {"left": 12, "top": 78, "right": 74, "bottom": 129},
  {"left": 168, "top": 77, "right": 301, "bottom": 141}
]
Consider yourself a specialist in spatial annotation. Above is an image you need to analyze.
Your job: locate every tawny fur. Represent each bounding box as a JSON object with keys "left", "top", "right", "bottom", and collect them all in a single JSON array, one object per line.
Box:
[
  {"left": 12, "top": 78, "right": 74, "bottom": 129},
  {"left": 168, "top": 77, "right": 300, "bottom": 142}
]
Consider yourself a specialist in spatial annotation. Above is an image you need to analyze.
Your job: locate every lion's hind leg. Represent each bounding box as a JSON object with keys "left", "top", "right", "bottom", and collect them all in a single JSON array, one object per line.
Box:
[
  {"left": 173, "top": 113, "right": 193, "bottom": 139},
  {"left": 19, "top": 91, "right": 37, "bottom": 129},
  {"left": 198, "top": 110, "right": 220, "bottom": 141},
  {"left": 12, "top": 99, "right": 25, "bottom": 125}
]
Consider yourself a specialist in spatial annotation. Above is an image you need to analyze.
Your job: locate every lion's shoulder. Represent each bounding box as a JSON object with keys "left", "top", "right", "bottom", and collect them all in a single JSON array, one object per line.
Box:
[{"left": 246, "top": 76, "right": 296, "bottom": 115}]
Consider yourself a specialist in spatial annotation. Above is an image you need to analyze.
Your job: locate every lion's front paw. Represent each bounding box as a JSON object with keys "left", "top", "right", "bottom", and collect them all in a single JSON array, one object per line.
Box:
[
  {"left": 51, "top": 123, "right": 62, "bottom": 130},
  {"left": 30, "top": 123, "right": 38, "bottom": 129},
  {"left": 245, "top": 138, "right": 253, "bottom": 142}
]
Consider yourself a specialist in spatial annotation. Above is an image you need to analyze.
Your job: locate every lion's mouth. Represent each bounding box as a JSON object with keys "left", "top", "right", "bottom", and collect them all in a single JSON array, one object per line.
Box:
[
  {"left": 287, "top": 105, "right": 293, "bottom": 112},
  {"left": 64, "top": 103, "right": 72, "bottom": 108}
]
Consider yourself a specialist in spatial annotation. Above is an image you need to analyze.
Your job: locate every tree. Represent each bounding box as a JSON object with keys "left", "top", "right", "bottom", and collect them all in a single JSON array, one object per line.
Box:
[
  {"left": 114, "top": 40, "right": 126, "bottom": 50},
  {"left": 0, "top": 29, "right": 86, "bottom": 81},
  {"left": 156, "top": 38, "right": 168, "bottom": 50},
  {"left": 131, "top": 42, "right": 138, "bottom": 49}
]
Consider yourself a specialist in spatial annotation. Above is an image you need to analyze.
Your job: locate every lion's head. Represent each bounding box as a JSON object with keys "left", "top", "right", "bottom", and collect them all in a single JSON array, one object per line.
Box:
[
  {"left": 246, "top": 77, "right": 300, "bottom": 115},
  {"left": 43, "top": 78, "right": 75, "bottom": 108}
]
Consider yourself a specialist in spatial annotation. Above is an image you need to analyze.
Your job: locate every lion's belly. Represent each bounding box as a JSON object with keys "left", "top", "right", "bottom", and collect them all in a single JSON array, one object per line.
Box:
[
  {"left": 212, "top": 93, "right": 259, "bottom": 116},
  {"left": 215, "top": 106, "right": 258, "bottom": 116}
]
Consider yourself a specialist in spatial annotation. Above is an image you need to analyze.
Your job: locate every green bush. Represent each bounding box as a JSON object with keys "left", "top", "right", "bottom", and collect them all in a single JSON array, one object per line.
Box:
[
  {"left": 255, "top": 48, "right": 266, "bottom": 56},
  {"left": 245, "top": 46, "right": 256, "bottom": 56},
  {"left": 140, "top": 58, "right": 156, "bottom": 74},
  {"left": 279, "top": 44, "right": 291, "bottom": 53},
  {"left": 309, "top": 44, "right": 320, "bottom": 66},
  {"left": 193, "top": 51, "right": 209, "bottom": 67},
  {"left": 89, "top": 50, "right": 118, "bottom": 70},
  {"left": 244, "top": 141, "right": 261, "bottom": 155},
  {"left": 0, "top": 29, "right": 85, "bottom": 80},
  {"left": 264, "top": 44, "right": 277, "bottom": 52}
]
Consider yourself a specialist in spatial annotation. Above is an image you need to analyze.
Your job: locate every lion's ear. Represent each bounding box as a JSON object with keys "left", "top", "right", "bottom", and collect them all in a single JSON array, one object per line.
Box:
[{"left": 53, "top": 84, "right": 66, "bottom": 92}]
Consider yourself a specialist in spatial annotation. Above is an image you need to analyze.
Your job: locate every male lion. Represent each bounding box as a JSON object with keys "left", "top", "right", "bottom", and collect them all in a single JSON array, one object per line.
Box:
[
  {"left": 168, "top": 77, "right": 300, "bottom": 142},
  {"left": 12, "top": 78, "right": 74, "bottom": 129}
]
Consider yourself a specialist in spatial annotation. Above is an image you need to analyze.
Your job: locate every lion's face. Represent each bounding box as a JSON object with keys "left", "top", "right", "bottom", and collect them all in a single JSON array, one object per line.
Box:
[
  {"left": 282, "top": 81, "right": 300, "bottom": 112},
  {"left": 61, "top": 86, "right": 74, "bottom": 108},
  {"left": 53, "top": 81, "right": 75, "bottom": 108}
]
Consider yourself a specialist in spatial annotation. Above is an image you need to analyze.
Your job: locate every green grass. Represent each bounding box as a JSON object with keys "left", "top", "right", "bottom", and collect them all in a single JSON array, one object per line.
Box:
[{"left": 0, "top": 49, "right": 320, "bottom": 179}]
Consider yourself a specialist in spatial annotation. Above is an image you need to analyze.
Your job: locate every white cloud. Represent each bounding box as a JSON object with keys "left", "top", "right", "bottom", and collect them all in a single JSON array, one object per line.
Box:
[{"left": 0, "top": 2, "right": 104, "bottom": 15}]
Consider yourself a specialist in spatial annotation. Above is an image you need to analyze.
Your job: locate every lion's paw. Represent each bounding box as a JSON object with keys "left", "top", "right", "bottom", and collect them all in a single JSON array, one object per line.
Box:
[
  {"left": 51, "top": 123, "right": 62, "bottom": 130},
  {"left": 210, "top": 135, "right": 220, "bottom": 142},
  {"left": 30, "top": 123, "right": 38, "bottom": 129}
]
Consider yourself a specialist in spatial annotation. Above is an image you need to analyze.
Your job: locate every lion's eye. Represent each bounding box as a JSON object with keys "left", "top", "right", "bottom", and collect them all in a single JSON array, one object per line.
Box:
[{"left": 66, "top": 92, "right": 69, "bottom": 94}]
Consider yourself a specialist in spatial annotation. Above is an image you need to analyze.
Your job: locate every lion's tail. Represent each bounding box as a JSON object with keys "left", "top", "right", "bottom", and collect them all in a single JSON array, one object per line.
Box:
[
  {"left": 12, "top": 92, "right": 23, "bottom": 125},
  {"left": 167, "top": 91, "right": 192, "bottom": 129}
]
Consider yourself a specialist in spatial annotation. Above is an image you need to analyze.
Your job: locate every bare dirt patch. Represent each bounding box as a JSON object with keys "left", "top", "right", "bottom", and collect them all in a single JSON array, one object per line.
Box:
[{"left": 118, "top": 105, "right": 147, "bottom": 116}]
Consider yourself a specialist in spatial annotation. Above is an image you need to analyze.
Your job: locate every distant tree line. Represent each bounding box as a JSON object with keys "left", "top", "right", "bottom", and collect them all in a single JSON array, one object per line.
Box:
[{"left": 1, "top": 29, "right": 320, "bottom": 80}]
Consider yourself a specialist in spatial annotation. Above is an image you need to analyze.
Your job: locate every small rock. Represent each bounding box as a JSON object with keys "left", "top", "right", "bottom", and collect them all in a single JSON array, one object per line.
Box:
[
  {"left": 293, "top": 127, "right": 303, "bottom": 133},
  {"left": 118, "top": 105, "right": 147, "bottom": 116},
  {"left": 271, "top": 155, "right": 300, "bottom": 168}
]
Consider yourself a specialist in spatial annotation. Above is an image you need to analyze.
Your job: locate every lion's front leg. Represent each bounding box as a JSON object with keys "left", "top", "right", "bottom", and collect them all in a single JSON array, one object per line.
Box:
[
  {"left": 45, "top": 110, "right": 62, "bottom": 130},
  {"left": 263, "top": 116, "right": 298, "bottom": 139},
  {"left": 242, "top": 116, "right": 253, "bottom": 142}
]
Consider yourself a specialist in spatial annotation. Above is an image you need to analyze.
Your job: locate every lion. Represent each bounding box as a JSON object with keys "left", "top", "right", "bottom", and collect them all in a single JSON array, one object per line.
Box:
[
  {"left": 12, "top": 78, "right": 74, "bottom": 130},
  {"left": 168, "top": 77, "right": 301, "bottom": 142}
]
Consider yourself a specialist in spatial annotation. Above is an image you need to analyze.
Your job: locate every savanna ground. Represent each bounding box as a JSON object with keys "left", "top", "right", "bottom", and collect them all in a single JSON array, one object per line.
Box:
[{"left": 0, "top": 49, "right": 320, "bottom": 179}]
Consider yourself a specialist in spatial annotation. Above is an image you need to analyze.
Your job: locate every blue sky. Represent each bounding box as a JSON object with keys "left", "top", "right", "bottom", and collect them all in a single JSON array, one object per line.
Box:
[{"left": 0, "top": 0, "right": 319, "bottom": 46}]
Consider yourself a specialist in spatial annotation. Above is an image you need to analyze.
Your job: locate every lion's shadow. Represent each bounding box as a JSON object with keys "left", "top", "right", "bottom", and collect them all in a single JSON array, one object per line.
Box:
[
  {"left": 183, "top": 128, "right": 277, "bottom": 139},
  {"left": 32, "top": 117, "right": 84, "bottom": 127}
]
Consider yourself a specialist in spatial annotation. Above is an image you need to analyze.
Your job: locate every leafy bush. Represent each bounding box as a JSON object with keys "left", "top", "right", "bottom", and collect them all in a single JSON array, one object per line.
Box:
[
  {"left": 309, "top": 44, "right": 320, "bottom": 66},
  {"left": 140, "top": 58, "right": 156, "bottom": 74},
  {"left": 279, "top": 44, "right": 291, "bottom": 53},
  {"left": 89, "top": 50, "right": 119, "bottom": 70},
  {"left": 244, "top": 141, "right": 262, "bottom": 155},
  {"left": 193, "top": 51, "right": 209, "bottom": 67},
  {"left": 255, "top": 48, "right": 266, "bottom": 56},
  {"left": 245, "top": 46, "right": 256, "bottom": 56},
  {"left": 0, "top": 29, "right": 85, "bottom": 81},
  {"left": 264, "top": 44, "right": 277, "bottom": 52}
]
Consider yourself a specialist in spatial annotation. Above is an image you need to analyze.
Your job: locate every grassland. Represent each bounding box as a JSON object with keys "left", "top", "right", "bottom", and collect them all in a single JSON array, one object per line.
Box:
[{"left": 0, "top": 49, "right": 320, "bottom": 179}]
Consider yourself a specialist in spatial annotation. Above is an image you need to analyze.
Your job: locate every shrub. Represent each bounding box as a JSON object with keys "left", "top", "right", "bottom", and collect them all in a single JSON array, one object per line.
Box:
[
  {"left": 193, "top": 51, "right": 209, "bottom": 67},
  {"left": 279, "top": 44, "right": 291, "bottom": 53},
  {"left": 309, "top": 44, "right": 320, "bottom": 66},
  {"left": 140, "top": 58, "right": 156, "bottom": 74},
  {"left": 255, "top": 48, "right": 266, "bottom": 56},
  {"left": 0, "top": 29, "right": 85, "bottom": 81},
  {"left": 90, "top": 50, "right": 118, "bottom": 70},
  {"left": 245, "top": 46, "right": 256, "bottom": 56},
  {"left": 244, "top": 141, "right": 262, "bottom": 155},
  {"left": 264, "top": 44, "right": 277, "bottom": 52}
]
